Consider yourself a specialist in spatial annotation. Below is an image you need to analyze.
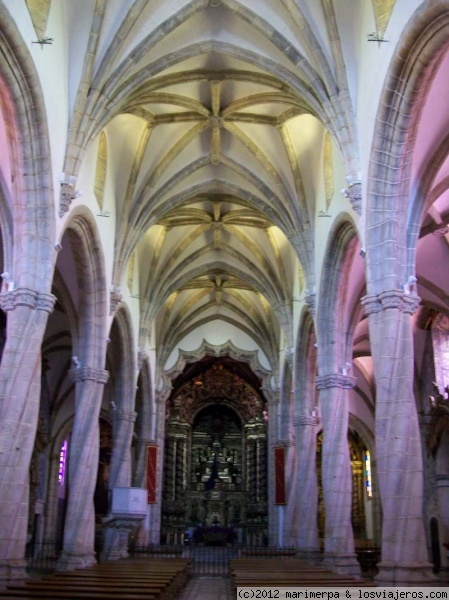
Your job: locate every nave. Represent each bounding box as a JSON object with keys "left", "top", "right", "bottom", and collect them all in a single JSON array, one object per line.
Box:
[{"left": 0, "top": 551, "right": 379, "bottom": 600}]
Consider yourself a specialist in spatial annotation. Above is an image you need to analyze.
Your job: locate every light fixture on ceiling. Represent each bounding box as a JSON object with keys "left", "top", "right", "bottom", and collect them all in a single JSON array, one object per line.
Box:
[{"left": 367, "top": 32, "right": 389, "bottom": 43}]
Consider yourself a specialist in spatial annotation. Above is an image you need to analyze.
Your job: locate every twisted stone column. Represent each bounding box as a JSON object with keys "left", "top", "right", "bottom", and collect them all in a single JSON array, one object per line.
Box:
[
  {"left": 102, "top": 409, "right": 137, "bottom": 560},
  {"left": 316, "top": 373, "right": 360, "bottom": 576},
  {"left": 57, "top": 367, "right": 109, "bottom": 570},
  {"left": 0, "top": 289, "right": 55, "bottom": 585},
  {"left": 362, "top": 290, "right": 434, "bottom": 585},
  {"left": 293, "top": 415, "right": 320, "bottom": 557}
]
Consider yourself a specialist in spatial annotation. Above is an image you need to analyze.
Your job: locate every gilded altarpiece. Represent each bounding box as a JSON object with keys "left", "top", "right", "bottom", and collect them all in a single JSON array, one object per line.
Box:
[{"left": 162, "top": 363, "right": 268, "bottom": 545}]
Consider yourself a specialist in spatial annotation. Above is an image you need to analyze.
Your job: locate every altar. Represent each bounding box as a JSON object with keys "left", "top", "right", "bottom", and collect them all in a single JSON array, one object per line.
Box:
[{"left": 193, "top": 526, "right": 236, "bottom": 546}]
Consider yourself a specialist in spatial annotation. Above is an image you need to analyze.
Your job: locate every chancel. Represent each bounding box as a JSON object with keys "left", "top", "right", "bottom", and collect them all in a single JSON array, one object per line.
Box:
[
  {"left": 1, "top": 0, "right": 449, "bottom": 596},
  {"left": 162, "top": 359, "right": 268, "bottom": 546}
]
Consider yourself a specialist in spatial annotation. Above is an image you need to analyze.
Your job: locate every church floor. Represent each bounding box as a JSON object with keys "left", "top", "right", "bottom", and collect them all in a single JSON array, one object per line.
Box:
[{"left": 179, "top": 575, "right": 233, "bottom": 600}]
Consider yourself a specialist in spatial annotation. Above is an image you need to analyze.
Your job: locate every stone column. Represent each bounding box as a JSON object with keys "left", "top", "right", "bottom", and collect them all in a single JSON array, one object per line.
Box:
[
  {"left": 293, "top": 414, "right": 320, "bottom": 559},
  {"left": 149, "top": 396, "right": 166, "bottom": 544},
  {"left": 133, "top": 437, "right": 153, "bottom": 491},
  {"left": 102, "top": 409, "right": 137, "bottom": 560},
  {"left": 244, "top": 420, "right": 267, "bottom": 545},
  {"left": 57, "top": 367, "right": 109, "bottom": 570},
  {"left": 133, "top": 436, "right": 153, "bottom": 546},
  {"left": 278, "top": 439, "right": 295, "bottom": 546},
  {"left": 316, "top": 373, "right": 360, "bottom": 576},
  {"left": 0, "top": 289, "right": 55, "bottom": 585},
  {"left": 362, "top": 290, "right": 435, "bottom": 585},
  {"left": 267, "top": 397, "right": 279, "bottom": 545}
]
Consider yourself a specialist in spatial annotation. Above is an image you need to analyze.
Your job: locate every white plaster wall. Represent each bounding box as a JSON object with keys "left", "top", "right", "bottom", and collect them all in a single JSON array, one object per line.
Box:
[
  {"left": 164, "top": 319, "right": 271, "bottom": 370},
  {"left": 2, "top": 1, "right": 70, "bottom": 221},
  {"left": 354, "top": 0, "right": 424, "bottom": 220}
]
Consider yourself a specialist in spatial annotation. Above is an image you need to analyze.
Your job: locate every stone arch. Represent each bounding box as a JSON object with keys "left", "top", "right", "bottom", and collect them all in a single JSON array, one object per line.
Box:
[
  {"left": 0, "top": 4, "right": 54, "bottom": 291},
  {"left": 60, "top": 208, "right": 108, "bottom": 369},
  {"left": 0, "top": 171, "right": 13, "bottom": 279},
  {"left": 156, "top": 314, "right": 277, "bottom": 377},
  {"left": 367, "top": 4, "right": 449, "bottom": 292},
  {"left": 160, "top": 339, "right": 272, "bottom": 405},
  {"left": 279, "top": 359, "right": 293, "bottom": 441},
  {"left": 108, "top": 303, "right": 137, "bottom": 413},
  {"left": 135, "top": 353, "right": 154, "bottom": 443},
  {"left": 101, "top": 306, "right": 137, "bottom": 560},
  {"left": 294, "top": 307, "right": 317, "bottom": 416},
  {"left": 317, "top": 216, "right": 360, "bottom": 374}
]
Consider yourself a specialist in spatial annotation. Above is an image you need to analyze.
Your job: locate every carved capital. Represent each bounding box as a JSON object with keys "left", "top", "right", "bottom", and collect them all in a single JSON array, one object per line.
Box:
[
  {"left": 342, "top": 180, "right": 362, "bottom": 215},
  {"left": 284, "top": 347, "right": 294, "bottom": 367},
  {"left": 70, "top": 367, "right": 109, "bottom": 384},
  {"left": 156, "top": 388, "right": 171, "bottom": 404},
  {"left": 293, "top": 415, "right": 318, "bottom": 427},
  {"left": 59, "top": 177, "right": 81, "bottom": 217},
  {"left": 304, "top": 291, "right": 316, "bottom": 317},
  {"left": 138, "top": 349, "right": 148, "bottom": 369},
  {"left": 316, "top": 373, "right": 356, "bottom": 390},
  {"left": 110, "top": 286, "right": 123, "bottom": 315},
  {"left": 0, "top": 288, "right": 56, "bottom": 313},
  {"left": 113, "top": 409, "right": 137, "bottom": 423},
  {"left": 274, "top": 439, "right": 295, "bottom": 448},
  {"left": 361, "top": 289, "right": 420, "bottom": 316}
]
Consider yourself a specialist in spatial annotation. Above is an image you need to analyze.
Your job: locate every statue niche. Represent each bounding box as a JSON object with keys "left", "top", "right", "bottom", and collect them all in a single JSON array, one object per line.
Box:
[{"left": 192, "top": 406, "right": 242, "bottom": 497}]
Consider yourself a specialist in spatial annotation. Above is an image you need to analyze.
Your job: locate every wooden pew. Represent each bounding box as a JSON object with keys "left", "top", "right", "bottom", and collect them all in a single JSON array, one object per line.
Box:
[
  {"left": 230, "top": 557, "right": 373, "bottom": 589},
  {"left": 0, "top": 557, "right": 191, "bottom": 600}
]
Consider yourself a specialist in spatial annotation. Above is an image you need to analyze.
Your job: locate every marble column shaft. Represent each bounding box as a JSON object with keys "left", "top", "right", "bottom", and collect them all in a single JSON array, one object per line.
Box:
[
  {"left": 102, "top": 408, "right": 137, "bottom": 561},
  {"left": 316, "top": 373, "right": 356, "bottom": 559},
  {"left": 109, "top": 409, "right": 137, "bottom": 490},
  {"left": 363, "top": 291, "right": 434, "bottom": 582},
  {"left": 58, "top": 367, "right": 108, "bottom": 570},
  {"left": 133, "top": 437, "right": 153, "bottom": 547},
  {"left": 133, "top": 437, "right": 153, "bottom": 489},
  {"left": 293, "top": 415, "right": 320, "bottom": 552},
  {"left": 0, "top": 292, "right": 55, "bottom": 584}
]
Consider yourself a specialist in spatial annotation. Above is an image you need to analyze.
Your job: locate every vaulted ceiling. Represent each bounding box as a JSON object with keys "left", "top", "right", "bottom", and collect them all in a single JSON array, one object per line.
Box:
[{"left": 47, "top": 0, "right": 397, "bottom": 369}]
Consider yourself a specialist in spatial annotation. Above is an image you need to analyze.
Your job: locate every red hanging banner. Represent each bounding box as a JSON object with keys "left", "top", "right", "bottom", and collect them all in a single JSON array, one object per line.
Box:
[
  {"left": 274, "top": 446, "right": 286, "bottom": 505},
  {"left": 146, "top": 445, "right": 158, "bottom": 504}
]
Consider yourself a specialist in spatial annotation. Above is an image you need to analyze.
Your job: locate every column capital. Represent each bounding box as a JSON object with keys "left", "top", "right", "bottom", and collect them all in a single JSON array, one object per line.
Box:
[
  {"left": 273, "top": 439, "right": 295, "bottom": 448},
  {"left": 113, "top": 409, "right": 137, "bottom": 422},
  {"left": 342, "top": 179, "right": 362, "bottom": 215},
  {"left": 316, "top": 373, "right": 356, "bottom": 390},
  {"left": 293, "top": 415, "right": 318, "bottom": 427},
  {"left": 137, "top": 349, "right": 148, "bottom": 368},
  {"left": 304, "top": 290, "right": 316, "bottom": 317},
  {"left": 109, "top": 286, "right": 122, "bottom": 315},
  {"left": 361, "top": 289, "right": 420, "bottom": 316},
  {"left": 0, "top": 288, "right": 56, "bottom": 313},
  {"left": 69, "top": 367, "right": 109, "bottom": 384},
  {"left": 137, "top": 438, "right": 155, "bottom": 446}
]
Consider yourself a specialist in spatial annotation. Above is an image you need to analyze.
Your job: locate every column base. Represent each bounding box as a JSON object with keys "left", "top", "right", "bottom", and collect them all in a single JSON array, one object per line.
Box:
[
  {"left": 0, "top": 559, "right": 27, "bottom": 589},
  {"left": 375, "top": 562, "right": 437, "bottom": 586},
  {"left": 56, "top": 551, "right": 97, "bottom": 571},
  {"left": 323, "top": 553, "right": 362, "bottom": 578}
]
